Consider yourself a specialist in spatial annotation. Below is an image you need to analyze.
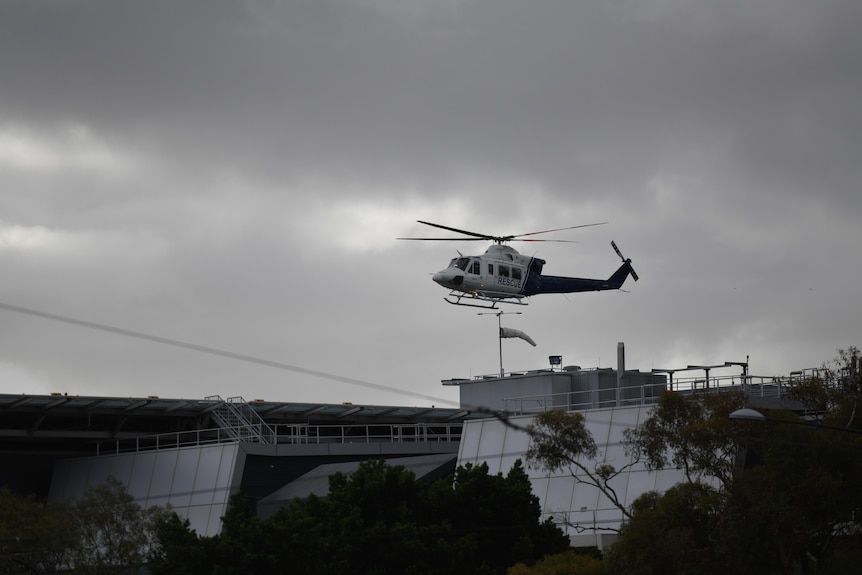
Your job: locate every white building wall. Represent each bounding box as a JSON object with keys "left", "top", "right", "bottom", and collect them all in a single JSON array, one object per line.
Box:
[
  {"left": 49, "top": 443, "right": 243, "bottom": 537},
  {"left": 457, "top": 405, "right": 691, "bottom": 548}
]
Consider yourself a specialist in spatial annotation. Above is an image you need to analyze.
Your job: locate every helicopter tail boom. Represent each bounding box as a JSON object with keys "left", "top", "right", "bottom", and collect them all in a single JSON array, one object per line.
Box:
[
  {"left": 524, "top": 270, "right": 626, "bottom": 295},
  {"left": 523, "top": 241, "right": 638, "bottom": 295}
]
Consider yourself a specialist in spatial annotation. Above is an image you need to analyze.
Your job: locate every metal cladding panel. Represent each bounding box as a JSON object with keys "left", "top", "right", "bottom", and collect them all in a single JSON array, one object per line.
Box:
[
  {"left": 530, "top": 475, "right": 550, "bottom": 507},
  {"left": 543, "top": 474, "right": 576, "bottom": 515},
  {"left": 457, "top": 419, "right": 483, "bottom": 463},
  {"left": 47, "top": 444, "right": 241, "bottom": 537},
  {"left": 48, "top": 460, "right": 87, "bottom": 501},
  {"left": 499, "top": 419, "right": 532, "bottom": 473},
  {"left": 108, "top": 454, "right": 135, "bottom": 485},
  {"left": 128, "top": 452, "right": 158, "bottom": 499},
  {"left": 148, "top": 450, "right": 179, "bottom": 507},
  {"left": 190, "top": 447, "right": 225, "bottom": 506},
  {"left": 186, "top": 505, "right": 214, "bottom": 539},
  {"left": 475, "top": 418, "right": 510, "bottom": 476},
  {"left": 569, "top": 478, "right": 601, "bottom": 517},
  {"left": 624, "top": 470, "right": 660, "bottom": 506},
  {"left": 456, "top": 404, "right": 699, "bottom": 543},
  {"left": 169, "top": 449, "right": 201, "bottom": 508}
]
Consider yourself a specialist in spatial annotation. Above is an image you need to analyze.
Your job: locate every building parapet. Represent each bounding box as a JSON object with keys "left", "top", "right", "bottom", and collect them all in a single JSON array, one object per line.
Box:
[{"left": 501, "top": 372, "right": 820, "bottom": 415}]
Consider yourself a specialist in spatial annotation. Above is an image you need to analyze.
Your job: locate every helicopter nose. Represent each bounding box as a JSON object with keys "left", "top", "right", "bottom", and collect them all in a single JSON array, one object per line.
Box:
[{"left": 433, "top": 269, "right": 464, "bottom": 288}]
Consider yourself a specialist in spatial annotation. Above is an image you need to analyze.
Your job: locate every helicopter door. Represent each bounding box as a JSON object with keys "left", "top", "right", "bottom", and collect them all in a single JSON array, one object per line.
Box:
[
  {"left": 468, "top": 260, "right": 481, "bottom": 275},
  {"left": 496, "top": 264, "right": 523, "bottom": 289}
]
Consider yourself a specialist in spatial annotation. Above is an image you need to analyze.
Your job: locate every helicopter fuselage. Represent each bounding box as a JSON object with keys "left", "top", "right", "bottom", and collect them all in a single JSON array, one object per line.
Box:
[
  {"left": 432, "top": 245, "right": 536, "bottom": 299},
  {"left": 432, "top": 243, "right": 636, "bottom": 307},
  {"left": 398, "top": 220, "right": 637, "bottom": 308}
]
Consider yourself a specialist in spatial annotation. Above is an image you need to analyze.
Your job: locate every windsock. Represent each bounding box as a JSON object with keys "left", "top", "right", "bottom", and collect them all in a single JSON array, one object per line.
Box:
[{"left": 500, "top": 327, "right": 537, "bottom": 347}]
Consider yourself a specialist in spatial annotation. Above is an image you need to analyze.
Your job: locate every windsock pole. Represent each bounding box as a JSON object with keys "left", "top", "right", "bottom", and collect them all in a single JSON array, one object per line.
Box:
[{"left": 478, "top": 311, "right": 535, "bottom": 377}]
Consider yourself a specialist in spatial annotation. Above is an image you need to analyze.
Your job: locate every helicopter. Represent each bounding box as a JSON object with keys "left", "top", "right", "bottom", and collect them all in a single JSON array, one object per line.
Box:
[{"left": 398, "top": 220, "right": 639, "bottom": 309}]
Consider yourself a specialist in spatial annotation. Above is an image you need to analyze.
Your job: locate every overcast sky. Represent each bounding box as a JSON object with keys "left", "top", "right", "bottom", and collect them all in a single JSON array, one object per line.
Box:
[{"left": 2, "top": 0, "right": 860, "bottom": 408}]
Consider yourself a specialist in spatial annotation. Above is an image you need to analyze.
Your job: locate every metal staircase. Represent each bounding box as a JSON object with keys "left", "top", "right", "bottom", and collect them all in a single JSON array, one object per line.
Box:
[{"left": 204, "top": 395, "right": 276, "bottom": 444}]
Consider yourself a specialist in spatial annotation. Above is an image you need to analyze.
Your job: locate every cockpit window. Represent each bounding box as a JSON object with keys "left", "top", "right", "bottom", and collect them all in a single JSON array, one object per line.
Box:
[{"left": 452, "top": 257, "right": 470, "bottom": 271}]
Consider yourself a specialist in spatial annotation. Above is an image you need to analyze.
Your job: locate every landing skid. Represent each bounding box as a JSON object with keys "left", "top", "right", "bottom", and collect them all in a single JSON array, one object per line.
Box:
[{"left": 444, "top": 292, "right": 528, "bottom": 309}]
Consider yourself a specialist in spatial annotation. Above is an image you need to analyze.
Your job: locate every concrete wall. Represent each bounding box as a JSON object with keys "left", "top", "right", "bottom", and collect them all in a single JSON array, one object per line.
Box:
[
  {"left": 457, "top": 371, "right": 574, "bottom": 413},
  {"left": 457, "top": 369, "right": 667, "bottom": 413}
]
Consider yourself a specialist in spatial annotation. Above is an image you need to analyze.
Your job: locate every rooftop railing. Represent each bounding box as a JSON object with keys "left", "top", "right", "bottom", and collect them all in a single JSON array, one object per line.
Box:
[
  {"left": 95, "top": 422, "right": 463, "bottom": 456},
  {"left": 502, "top": 371, "right": 822, "bottom": 415}
]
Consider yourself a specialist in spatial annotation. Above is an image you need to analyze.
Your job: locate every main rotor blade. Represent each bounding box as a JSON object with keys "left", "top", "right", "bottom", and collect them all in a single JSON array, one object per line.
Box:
[
  {"left": 398, "top": 220, "right": 606, "bottom": 243},
  {"left": 513, "top": 222, "right": 608, "bottom": 238},
  {"left": 518, "top": 239, "right": 580, "bottom": 243},
  {"left": 415, "top": 220, "right": 494, "bottom": 240},
  {"left": 397, "top": 236, "right": 579, "bottom": 243},
  {"left": 396, "top": 236, "right": 487, "bottom": 241}
]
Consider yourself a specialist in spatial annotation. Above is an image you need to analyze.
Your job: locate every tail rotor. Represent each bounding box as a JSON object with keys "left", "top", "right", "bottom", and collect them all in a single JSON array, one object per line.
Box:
[{"left": 611, "top": 241, "right": 639, "bottom": 281}]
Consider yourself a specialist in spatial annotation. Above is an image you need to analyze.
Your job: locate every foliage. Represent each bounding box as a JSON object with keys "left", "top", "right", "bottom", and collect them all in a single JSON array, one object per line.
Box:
[
  {"left": 507, "top": 549, "right": 609, "bottom": 575},
  {"left": 152, "top": 459, "right": 569, "bottom": 575},
  {"left": 524, "top": 410, "right": 638, "bottom": 522},
  {"left": 623, "top": 389, "right": 746, "bottom": 487},
  {"left": 0, "top": 477, "right": 172, "bottom": 575},
  {"left": 607, "top": 347, "right": 862, "bottom": 574},
  {"left": 69, "top": 476, "right": 171, "bottom": 575},
  {"left": 0, "top": 487, "right": 75, "bottom": 574},
  {"left": 149, "top": 513, "right": 209, "bottom": 575},
  {"left": 790, "top": 346, "right": 862, "bottom": 429},
  {"left": 428, "top": 460, "right": 570, "bottom": 574},
  {"left": 718, "top": 411, "right": 862, "bottom": 574},
  {"left": 606, "top": 482, "right": 724, "bottom": 575}
]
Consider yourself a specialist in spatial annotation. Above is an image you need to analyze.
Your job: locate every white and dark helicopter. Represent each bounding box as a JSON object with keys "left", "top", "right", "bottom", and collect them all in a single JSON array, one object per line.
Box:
[{"left": 399, "top": 220, "right": 638, "bottom": 309}]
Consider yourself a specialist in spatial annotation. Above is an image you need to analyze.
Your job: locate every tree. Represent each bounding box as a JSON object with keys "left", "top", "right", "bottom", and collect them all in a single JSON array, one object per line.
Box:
[
  {"left": 70, "top": 476, "right": 170, "bottom": 575},
  {"left": 0, "top": 488, "right": 79, "bottom": 574},
  {"left": 718, "top": 411, "right": 862, "bottom": 574},
  {"left": 507, "top": 550, "right": 609, "bottom": 575},
  {"left": 426, "top": 461, "right": 570, "bottom": 574},
  {"left": 605, "top": 482, "right": 724, "bottom": 575},
  {"left": 608, "top": 347, "right": 862, "bottom": 574},
  {"left": 149, "top": 513, "right": 209, "bottom": 575},
  {"left": 790, "top": 346, "right": 862, "bottom": 430},
  {"left": 525, "top": 409, "right": 639, "bottom": 522},
  {"left": 623, "top": 389, "right": 746, "bottom": 487},
  {"left": 154, "top": 459, "right": 569, "bottom": 575},
  {"left": 1, "top": 477, "right": 175, "bottom": 575},
  {"left": 0, "top": 487, "right": 75, "bottom": 574},
  {"left": 524, "top": 348, "right": 862, "bottom": 574}
]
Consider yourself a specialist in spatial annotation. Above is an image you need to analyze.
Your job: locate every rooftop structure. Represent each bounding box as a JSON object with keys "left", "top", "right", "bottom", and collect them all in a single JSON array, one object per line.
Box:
[
  {"left": 0, "top": 342, "right": 827, "bottom": 542},
  {"left": 0, "top": 393, "right": 476, "bottom": 534}
]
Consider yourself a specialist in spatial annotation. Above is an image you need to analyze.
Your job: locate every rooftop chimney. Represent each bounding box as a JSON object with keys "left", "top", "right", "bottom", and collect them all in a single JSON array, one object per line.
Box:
[{"left": 617, "top": 342, "right": 625, "bottom": 400}]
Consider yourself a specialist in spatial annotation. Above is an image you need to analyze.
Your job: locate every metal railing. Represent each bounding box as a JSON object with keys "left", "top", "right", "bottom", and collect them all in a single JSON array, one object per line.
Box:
[
  {"left": 95, "top": 422, "right": 463, "bottom": 456},
  {"left": 503, "top": 372, "right": 818, "bottom": 415},
  {"left": 204, "top": 395, "right": 276, "bottom": 444},
  {"left": 271, "top": 423, "right": 462, "bottom": 445},
  {"left": 96, "top": 425, "right": 250, "bottom": 455}
]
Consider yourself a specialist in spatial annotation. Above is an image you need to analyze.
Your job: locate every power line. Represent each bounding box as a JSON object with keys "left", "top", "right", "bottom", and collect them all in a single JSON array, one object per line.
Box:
[
  {"left": 0, "top": 301, "right": 460, "bottom": 408},
  {"left": 0, "top": 301, "right": 649, "bottom": 429}
]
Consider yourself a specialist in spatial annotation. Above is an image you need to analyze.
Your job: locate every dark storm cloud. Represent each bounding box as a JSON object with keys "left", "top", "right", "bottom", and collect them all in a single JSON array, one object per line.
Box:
[{"left": 4, "top": 0, "right": 860, "bottom": 202}]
